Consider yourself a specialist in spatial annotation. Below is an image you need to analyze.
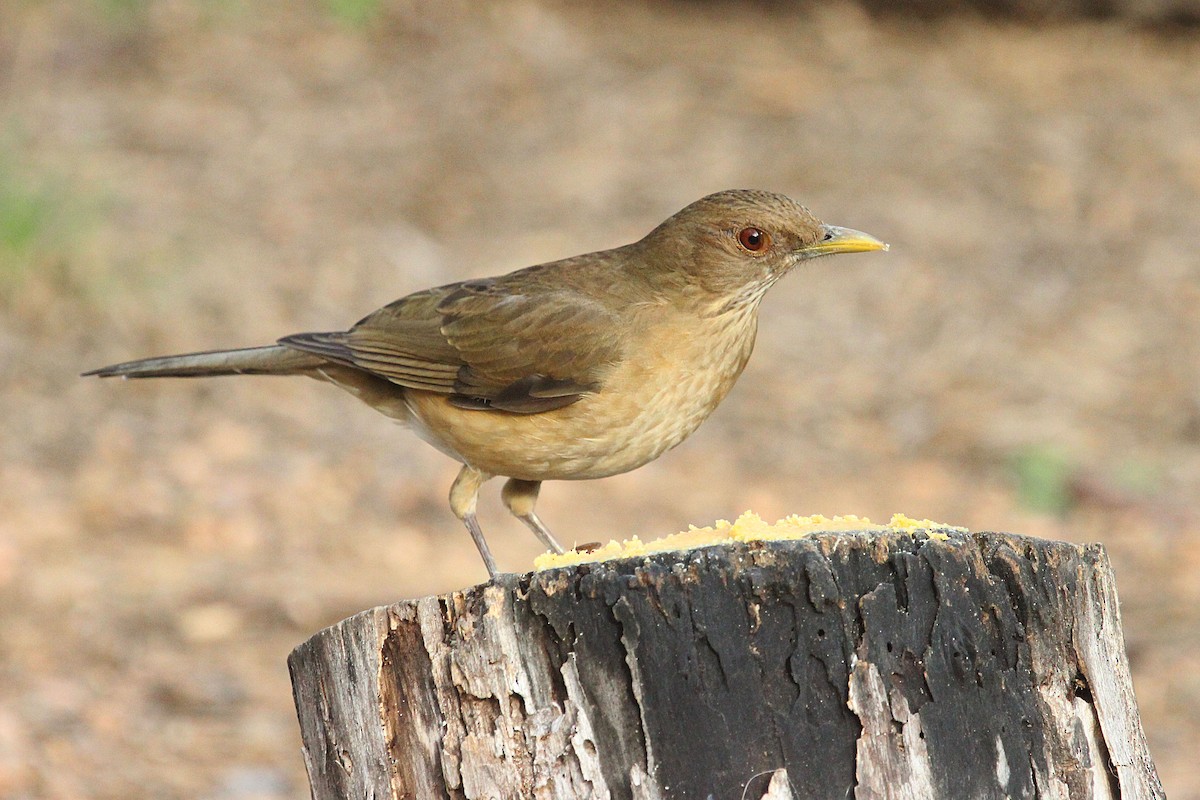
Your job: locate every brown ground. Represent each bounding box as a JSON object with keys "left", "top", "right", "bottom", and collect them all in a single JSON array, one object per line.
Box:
[{"left": 2, "top": 1, "right": 1199, "bottom": 797}]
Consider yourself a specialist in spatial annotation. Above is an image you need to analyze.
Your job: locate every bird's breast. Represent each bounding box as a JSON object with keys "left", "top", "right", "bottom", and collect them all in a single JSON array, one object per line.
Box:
[{"left": 404, "top": 305, "right": 760, "bottom": 481}]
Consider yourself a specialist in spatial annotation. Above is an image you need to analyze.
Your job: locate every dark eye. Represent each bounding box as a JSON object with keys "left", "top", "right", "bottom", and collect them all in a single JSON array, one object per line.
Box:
[{"left": 737, "top": 227, "right": 769, "bottom": 252}]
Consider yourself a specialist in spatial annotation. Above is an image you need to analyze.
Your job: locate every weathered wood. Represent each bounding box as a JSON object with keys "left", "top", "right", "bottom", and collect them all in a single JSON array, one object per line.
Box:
[{"left": 288, "top": 531, "right": 1164, "bottom": 800}]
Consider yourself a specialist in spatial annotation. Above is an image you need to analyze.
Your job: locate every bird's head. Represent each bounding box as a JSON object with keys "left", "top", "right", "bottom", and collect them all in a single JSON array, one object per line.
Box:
[{"left": 638, "top": 189, "right": 888, "bottom": 311}]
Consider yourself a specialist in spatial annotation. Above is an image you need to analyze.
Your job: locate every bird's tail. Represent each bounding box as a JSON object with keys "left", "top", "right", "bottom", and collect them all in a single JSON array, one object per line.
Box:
[{"left": 82, "top": 344, "right": 325, "bottom": 379}]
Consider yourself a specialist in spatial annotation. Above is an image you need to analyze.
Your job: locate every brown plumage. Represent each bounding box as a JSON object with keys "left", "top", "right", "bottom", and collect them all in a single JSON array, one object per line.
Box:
[{"left": 84, "top": 189, "right": 887, "bottom": 577}]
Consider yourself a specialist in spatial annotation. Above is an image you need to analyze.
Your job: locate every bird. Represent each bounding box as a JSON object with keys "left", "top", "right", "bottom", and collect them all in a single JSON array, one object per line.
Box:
[{"left": 84, "top": 189, "right": 887, "bottom": 578}]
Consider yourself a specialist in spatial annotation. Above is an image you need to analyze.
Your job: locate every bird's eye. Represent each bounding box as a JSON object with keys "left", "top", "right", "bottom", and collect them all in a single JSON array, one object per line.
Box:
[{"left": 737, "top": 227, "right": 769, "bottom": 252}]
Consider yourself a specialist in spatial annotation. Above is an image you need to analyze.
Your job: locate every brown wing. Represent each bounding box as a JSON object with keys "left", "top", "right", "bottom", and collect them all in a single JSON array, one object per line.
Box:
[{"left": 280, "top": 276, "right": 624, "bottom": 413}]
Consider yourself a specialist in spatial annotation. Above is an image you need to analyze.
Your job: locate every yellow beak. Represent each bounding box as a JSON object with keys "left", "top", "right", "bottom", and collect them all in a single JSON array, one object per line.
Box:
[{"left": 802, "top": 225, "right": 889, "bottom": 257}]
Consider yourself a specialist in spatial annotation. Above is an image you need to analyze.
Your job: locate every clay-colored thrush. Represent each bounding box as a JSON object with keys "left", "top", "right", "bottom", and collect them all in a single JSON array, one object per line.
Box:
[{"left": 85, "top": 190, "right": 887, "bottom": 577}]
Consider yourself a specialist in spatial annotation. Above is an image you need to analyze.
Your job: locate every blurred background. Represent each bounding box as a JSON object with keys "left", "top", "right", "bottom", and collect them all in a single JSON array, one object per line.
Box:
[{"left": 2, "top": 0, "right": 1199, "bottom": 797}]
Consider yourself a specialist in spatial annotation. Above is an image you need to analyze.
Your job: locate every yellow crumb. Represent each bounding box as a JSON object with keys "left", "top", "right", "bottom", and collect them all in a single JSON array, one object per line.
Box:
[{"left": 533, "top": 511, "right": 967, "bottom": 570}]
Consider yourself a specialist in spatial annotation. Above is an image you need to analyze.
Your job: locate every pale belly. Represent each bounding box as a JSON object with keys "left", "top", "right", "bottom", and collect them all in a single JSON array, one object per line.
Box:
[{"left": 403, "top": 309, "right": 759, "bottom": 481}]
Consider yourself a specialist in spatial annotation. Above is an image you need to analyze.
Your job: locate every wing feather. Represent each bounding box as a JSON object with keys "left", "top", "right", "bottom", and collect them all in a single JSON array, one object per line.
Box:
[{"left": 281, "top": 270, "right": 625, "bottom": 413}]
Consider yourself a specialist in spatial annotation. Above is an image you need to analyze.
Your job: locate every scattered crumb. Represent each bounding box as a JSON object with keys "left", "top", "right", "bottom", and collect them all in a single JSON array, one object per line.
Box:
[{"left": 533, "top": 512, "right": 967, "bottom": 569}]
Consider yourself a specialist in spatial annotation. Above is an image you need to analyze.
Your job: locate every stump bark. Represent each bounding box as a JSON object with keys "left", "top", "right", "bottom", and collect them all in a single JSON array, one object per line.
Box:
[{"left": 288, "top": 531, "right": 1164, "bottom": 799}]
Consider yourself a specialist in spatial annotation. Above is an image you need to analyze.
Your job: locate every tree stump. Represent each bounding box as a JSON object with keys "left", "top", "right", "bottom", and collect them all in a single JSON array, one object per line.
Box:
[{"left": 288, "top": 531, "right": 1164, "bottom": 799}]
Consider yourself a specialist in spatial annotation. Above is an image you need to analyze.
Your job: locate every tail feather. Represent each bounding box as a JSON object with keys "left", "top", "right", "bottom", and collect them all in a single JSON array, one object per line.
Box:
[{"left": 83, "top": 344, "right": 325, "bottom": 379}]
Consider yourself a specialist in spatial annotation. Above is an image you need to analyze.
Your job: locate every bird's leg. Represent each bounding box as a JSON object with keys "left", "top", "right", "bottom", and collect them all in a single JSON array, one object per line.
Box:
[
  {"left": 449, "top": 465, "right": 498, "bottom": 578},
  {"left": 501, "top": 478, "right": 565, "bottom": 554}
]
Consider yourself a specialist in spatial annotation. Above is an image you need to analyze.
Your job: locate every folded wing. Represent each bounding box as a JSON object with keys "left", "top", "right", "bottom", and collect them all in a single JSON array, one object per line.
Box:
[{"left": 281, "top": 275, "right": 624, "bottom": 414}]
